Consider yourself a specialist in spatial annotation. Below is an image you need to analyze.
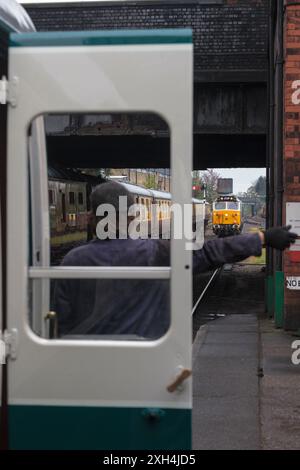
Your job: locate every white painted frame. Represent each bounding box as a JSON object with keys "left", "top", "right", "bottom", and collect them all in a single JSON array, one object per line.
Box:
[
  {"left": 29, "top": 117, "right": 50, "bottom": 337},
  {"left": 0, "top": 195, "right": 2, "bottom": 400},
  {"left": 29, "top": 267, "right": 171, "bottom": 279},
  {"left": 7, "top": 43, "right": 193, "bottom": 409}
]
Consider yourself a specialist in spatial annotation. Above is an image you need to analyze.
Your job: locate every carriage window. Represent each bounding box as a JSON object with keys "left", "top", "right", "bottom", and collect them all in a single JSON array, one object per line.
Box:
[
  {"left": 28, "top": 112, "right": 172, "bottom": 340},
  {"left": 69, "top": 192, "right": 75, "bottom": 204},
  {"left": 78, "top": 192, "right": 84, "bottom": 205},
  {"left": 215, "top": 202, "right": 226, "bottom": 210},
  {"left": 48, "top": 189, "right": 54, "bottom": 205}
]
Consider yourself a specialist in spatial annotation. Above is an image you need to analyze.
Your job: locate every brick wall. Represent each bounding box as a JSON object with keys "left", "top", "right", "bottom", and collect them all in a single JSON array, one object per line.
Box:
[
  {"left": 26, "top": 0, "right": 268, "bottom": 81},
  {"left": 283, "top": 1, "right": 300, "bottom": 329}
]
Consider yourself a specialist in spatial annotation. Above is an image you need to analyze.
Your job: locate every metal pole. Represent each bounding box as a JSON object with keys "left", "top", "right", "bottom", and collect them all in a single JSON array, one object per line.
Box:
[
  {"left": 266, "top": 0, "right": 276, "bottom": 316},
  {"left": 274, "top": 0, "right": 285, "bottom": 326},
  {"left": 276, "top": 0, "right": 284, "bottom": 273}
]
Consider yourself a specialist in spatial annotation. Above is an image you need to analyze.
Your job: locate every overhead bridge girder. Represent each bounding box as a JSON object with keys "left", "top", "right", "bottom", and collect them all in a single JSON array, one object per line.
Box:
[
  {"left": 45, "top": 81, "right": 267, "bottom": 170},
  {"left": 47, "top": 133, "right": 266, "bottom": 169},
  {"left": 194, "top": 83, "right": 267, "bottom": 135}
]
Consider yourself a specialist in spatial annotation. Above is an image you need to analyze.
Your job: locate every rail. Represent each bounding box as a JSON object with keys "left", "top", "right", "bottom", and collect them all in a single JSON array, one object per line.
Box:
[{"left": 192, "top": 268, "right": 221, "bottom": 316}]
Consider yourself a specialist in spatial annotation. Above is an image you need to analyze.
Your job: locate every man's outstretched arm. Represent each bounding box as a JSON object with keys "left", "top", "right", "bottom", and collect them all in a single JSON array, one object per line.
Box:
[{"left": 193, "top": 226, "right": 297, "bottom": 274}]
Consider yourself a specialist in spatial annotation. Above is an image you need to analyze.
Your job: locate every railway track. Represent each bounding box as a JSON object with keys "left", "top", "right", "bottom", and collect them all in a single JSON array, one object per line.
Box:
[
  {"left": 192, "top": 267, "right": 225, "bottom": 339},
  {"left": 192, "top": 259, "right": 265, "bottom": 340},
  {"left": 192, "top": 268, "right": 221, "bottom": 316},
  {"left": 192, "top": 215, "right": 265, "bottom": 338}
]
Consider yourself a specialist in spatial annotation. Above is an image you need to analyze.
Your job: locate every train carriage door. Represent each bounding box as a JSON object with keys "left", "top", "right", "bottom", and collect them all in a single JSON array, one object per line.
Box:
[{"left": 6, "top": 29, "right": 193, "bottom": 449}]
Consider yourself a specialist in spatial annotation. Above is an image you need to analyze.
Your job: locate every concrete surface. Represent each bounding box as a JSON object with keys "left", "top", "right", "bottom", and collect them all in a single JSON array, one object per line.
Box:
[
  {"left": 192, "top": 314, "right": 260, "bottom": 450},
  {"left": 192, "top": 314, "right": 300, "bottom": 450},
  {"left": 260, "top": 318, "right": 300, "bottom": 450}
]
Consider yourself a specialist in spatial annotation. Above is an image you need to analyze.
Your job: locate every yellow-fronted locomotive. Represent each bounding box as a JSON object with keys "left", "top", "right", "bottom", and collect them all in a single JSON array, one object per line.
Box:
[{"left": 212, "top": 195, "right": 242, "bottom": 236}]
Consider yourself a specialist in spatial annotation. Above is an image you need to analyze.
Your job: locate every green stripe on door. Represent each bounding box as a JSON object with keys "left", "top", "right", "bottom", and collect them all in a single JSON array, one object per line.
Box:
[
  {"left": 10, "top": 29, "right": 192, "bottom": 48},
  {"left": 9, "top": 405, "right": 191, "bottom": 450}
]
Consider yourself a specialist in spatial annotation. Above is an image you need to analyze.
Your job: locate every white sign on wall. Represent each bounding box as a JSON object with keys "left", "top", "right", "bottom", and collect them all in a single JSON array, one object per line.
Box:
[
  {"left": 286, "top": 202, "right": 300, "bottom": 251},
  {"left": 286, "top": 277, "right": 300, "bottom": 290}
]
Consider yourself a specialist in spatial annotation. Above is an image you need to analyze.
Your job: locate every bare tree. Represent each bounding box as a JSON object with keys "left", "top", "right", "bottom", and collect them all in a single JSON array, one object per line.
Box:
[{"left": 200, "top": 169, "right": 221, "bottom": 204}]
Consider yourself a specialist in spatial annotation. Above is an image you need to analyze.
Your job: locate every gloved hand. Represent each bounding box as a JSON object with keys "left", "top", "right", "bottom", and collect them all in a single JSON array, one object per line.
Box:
[{"left": 264, "top": 225, "right": 298, "bottom": 250}]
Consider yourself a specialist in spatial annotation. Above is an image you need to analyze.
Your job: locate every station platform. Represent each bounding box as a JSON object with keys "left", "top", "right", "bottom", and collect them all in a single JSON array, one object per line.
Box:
[{"left": 192, "top": 314, "right": 300, "bottom": 450}]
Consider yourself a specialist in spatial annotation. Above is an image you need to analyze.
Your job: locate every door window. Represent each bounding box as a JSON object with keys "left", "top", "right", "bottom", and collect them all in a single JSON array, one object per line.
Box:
[{"left": 28, "top": 113, "right": 171, "bottom": 341}]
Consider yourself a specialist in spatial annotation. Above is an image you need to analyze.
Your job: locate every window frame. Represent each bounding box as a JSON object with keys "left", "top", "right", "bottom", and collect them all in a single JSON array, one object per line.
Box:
[{"left": 69, "top": 191, "right": 75, "bottom": 205}]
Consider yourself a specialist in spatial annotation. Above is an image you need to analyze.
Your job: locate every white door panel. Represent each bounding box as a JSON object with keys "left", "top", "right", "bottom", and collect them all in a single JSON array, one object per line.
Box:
[{"left": 7, "top": 33, "right": 193, "bottom": 410}]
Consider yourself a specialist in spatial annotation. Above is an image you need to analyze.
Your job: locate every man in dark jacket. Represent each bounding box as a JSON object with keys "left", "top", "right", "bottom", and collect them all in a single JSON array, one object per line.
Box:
[{"left": 54, "top": 182, "right": 297, "bottom": 339}]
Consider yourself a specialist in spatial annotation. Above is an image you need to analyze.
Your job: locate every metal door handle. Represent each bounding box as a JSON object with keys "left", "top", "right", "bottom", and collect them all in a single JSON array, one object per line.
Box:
[{"left": 167, "top": 368, "right": 192, "bottom": 393}]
